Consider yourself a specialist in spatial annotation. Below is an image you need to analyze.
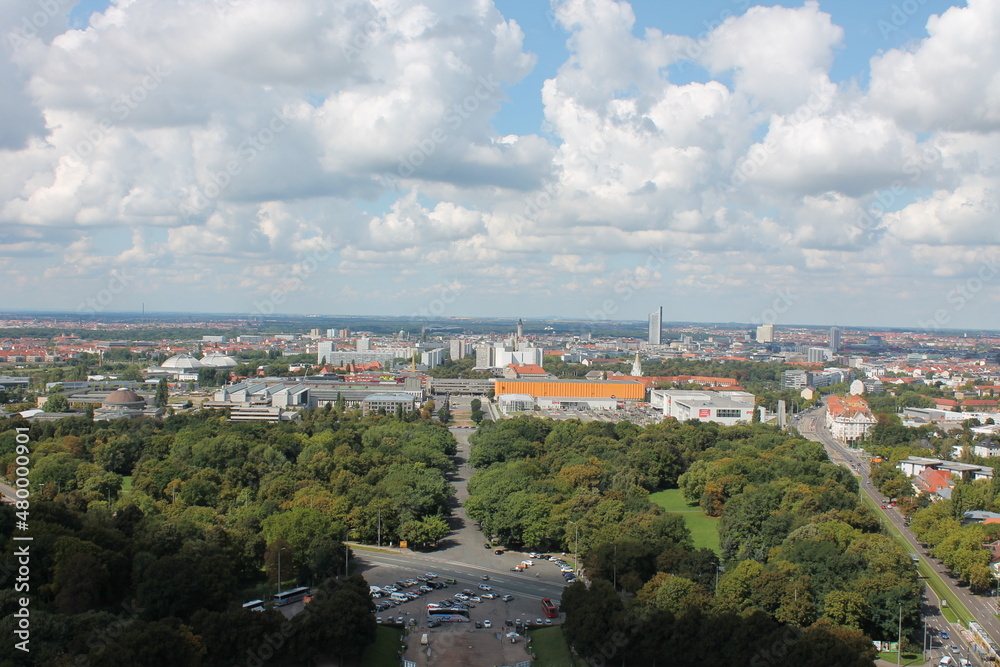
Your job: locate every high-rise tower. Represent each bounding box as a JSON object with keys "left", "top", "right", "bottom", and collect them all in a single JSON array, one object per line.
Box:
[{"left": 648, "top": 307, "right": 662, "bottom": 345}]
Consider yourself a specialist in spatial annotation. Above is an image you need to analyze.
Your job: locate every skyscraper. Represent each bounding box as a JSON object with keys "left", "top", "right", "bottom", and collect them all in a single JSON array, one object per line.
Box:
[
  {"left": 648, "top": 306, "right": 663, "bottom": 345},
  {"left": 829, "top": 326, "right": 841, "bottom": 354},
  {"left": 756, "top": 324, "right": 775, "bottom": 343}
]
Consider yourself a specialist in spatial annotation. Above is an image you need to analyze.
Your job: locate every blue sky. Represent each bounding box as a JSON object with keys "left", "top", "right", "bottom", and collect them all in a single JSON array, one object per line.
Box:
[{"left": 0, "top": 0, "right": 997, "bottom": 330}]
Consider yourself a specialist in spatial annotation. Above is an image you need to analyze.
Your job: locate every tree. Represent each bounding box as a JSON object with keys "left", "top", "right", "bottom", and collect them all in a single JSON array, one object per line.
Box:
[
  {"left": 155, "top": 378, "right": 169, "bottom": 408},
  {"left": 43, "top": 393, "right": 70, "bottom": 412},
  {"left": 437, "top": 405, "right": 452, "bottom": 424},
  {"left": 471, "top": 409, "right": 485, "bottom": 424},
  {"left": 290, "top": 575, "right": 376, "bottom": 663}
]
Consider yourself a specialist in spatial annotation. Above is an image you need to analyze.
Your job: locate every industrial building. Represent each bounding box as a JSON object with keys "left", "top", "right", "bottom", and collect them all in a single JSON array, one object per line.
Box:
[{"left": 494, "top": 378, "right": 646, "bottom": 401}]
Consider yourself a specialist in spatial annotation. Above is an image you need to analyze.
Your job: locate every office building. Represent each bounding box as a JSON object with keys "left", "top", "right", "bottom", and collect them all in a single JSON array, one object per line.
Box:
[
  {"left": 649, "top": 307, "right": 663, "bottom": 345},
  {"left": 756, "top": 324, "right": 775, "bottom": 343},
  {"left": 829, "top": 326, "right": 841, "bottom": 353}
]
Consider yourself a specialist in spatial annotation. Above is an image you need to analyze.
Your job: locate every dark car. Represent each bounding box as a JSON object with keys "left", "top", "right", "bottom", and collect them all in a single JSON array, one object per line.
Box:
[
  {"left": 428, "top": 620, "right": 442, "bottom": 628},
  {"left": 475, "top": 621, "right": 483, "bottom": 629},
  {"left": 495, "top": 549, "right": 505, "bottom": 555}
]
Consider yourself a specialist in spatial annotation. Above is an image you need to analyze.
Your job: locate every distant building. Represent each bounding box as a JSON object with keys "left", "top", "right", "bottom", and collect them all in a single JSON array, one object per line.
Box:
[
  {"left": 449, "top": 339, "right": 470, "bottom": 360},
  {"left": 494, "top": 379, "right": 645, "bottom": 401},
  {"left": 807, "top": 347, "right": 831, "bottom": 364},
  {"left": 973, "top": 439, "right": 1000, "bottom": 458},
  {"left": 648, "top": 307, "right": 663, "bottom": 346},
  {"left": 474, "top": 343, "right": 543, "bottom": 370},
  {"left": 361, "top": 392, "right": 418, "bottom": 415},
  {"left": 825, "top": 395, "right": 877, "bottom": 444},
  {"left": 756, "top": 324, "right": 775, "bottom": 343},
  {"left": 421, "top": 348, "right": 448, "bottom": 369},
  {"left": 93, "top": 388, "right": 162, "bottom": 421},
  {"left": 829, "top": 327, "right": 841, "bottom": 353}
]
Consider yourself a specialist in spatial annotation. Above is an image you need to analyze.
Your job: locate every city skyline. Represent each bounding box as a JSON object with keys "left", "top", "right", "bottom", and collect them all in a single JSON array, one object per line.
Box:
[{"left": 1, "top": 0, "right": 998, "bottom": 329}]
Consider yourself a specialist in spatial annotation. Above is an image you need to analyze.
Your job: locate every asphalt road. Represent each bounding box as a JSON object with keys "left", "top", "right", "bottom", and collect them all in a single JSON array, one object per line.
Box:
[
  {"left": 352, "top": 415, "right": 572, "bottom": 627},
  {"left": 794, "top": 406, "right": 993, "bottom": 666}
]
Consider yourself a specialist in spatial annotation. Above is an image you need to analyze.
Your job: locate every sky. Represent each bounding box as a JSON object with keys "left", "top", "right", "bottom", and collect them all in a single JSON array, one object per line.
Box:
[{"left": 1, "top": 0, "right": 998, "bottom": 331}]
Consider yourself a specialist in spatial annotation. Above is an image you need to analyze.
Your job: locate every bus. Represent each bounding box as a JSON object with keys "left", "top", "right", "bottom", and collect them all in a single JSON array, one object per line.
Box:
[
  {"left": 541, "top": 598, "right": 558, "bottom": 619},
  {"left": 242, "top": 600, "right": 266, "bottom": 612},
  {"left": 426, "top": 606, "right": 470, "bottom": 623},
  {"left": 274, "top": 586, "right": 310, "bottom": 607}
]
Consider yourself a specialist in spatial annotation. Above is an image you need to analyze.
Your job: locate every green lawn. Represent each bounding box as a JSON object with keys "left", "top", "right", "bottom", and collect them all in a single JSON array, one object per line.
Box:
[
  {"left": 358, "top": 625, "right": 404, "bottom": 667},
  {"left": 649, "top": 489, "right": 721, "bottom": 553},
  {"left": 121, "top": 475, "right": 132, "bottom": 492},
  {"left": 528, "top": 626, "right": 577, "bottom": 667},
  {"left": 877, "top": 650, "right": 925, "bottom": 665}
]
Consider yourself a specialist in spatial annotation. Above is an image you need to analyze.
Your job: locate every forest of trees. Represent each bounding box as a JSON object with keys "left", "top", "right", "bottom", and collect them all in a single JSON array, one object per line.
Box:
[
  {"left": 0, "top": 407, "right": 458, "bottom": 665},
  {"left": 465, "top": 416, "right": 920, "bottom": 665}
]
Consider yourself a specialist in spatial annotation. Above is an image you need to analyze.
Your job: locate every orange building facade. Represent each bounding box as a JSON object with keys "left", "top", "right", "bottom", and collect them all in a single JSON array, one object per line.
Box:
[{"left": 494, "top": 379, "right": 646, "bottom": 400}]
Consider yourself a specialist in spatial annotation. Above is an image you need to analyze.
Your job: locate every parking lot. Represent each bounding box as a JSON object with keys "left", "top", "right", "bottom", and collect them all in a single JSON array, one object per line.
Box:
[{"left": 364, "top": 556, "right": 569, "bottom": 633}]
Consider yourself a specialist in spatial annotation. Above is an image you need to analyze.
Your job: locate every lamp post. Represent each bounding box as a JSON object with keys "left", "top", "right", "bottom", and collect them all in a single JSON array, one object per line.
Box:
[
  {"left": 568, "top": 521, "right": 580, "bottom": 576},
  {"left": 277, "top": 546, "right": 288, "bottom": 596},
  {"left": 897, "top": 603, "right": 902, "bottom": 667}
]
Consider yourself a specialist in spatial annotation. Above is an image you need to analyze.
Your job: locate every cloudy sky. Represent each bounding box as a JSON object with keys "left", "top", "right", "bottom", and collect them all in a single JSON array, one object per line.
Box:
[{"left": 1, "top": 0, "right": 998, "bottom": 330}]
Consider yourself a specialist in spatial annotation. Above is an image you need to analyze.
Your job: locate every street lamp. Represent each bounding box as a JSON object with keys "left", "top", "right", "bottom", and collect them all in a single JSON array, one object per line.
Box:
[
  {"left": 568, "top": 521, "right": 580, "bottom": 576},
  {"left": 277, "top": 546, "right": 288, "bottom": 596}
]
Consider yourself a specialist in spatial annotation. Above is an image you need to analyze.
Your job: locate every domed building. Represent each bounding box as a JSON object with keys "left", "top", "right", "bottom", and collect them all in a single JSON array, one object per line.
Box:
[
  {"left": 94, "top": 387, "right": 160, "bottom": 421},
  {"left": 161, "top": 353, "right": 204, "bottom": 370},
  {"left": 102, "top": 388, "right": 146, "bottom": 410},
  {"left": 201, "top": 353, "right": 238, "bottom": 368}
]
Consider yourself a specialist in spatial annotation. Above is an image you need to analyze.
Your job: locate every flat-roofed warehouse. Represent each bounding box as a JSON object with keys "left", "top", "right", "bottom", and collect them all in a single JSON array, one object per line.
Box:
[{"left": 494, "top": 379, "right": 646, "bottom": 401}]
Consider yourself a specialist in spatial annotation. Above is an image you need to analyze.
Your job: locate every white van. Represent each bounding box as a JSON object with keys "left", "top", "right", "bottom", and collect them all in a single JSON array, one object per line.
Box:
[
  {"left": 390, "top": 592, "right": 409, "bottom": 603},
  {"left": 938, "top": 656, "right": 953, "bottom": 666},
  {"left": 420, "top": 633, "right": 429, "bottom": 646}
]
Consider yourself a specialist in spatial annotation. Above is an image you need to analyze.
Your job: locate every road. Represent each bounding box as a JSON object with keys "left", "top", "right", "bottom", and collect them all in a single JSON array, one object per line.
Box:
[
  {"left": 794, "top": 405, "right": 994, "bottom": 666},
  {"left": 352, "top": 414, "right": 572, "bottom": 638}
]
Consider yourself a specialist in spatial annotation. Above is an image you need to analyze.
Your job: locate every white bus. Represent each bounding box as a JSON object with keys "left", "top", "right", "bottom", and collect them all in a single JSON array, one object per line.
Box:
[{"left": 273, "top": 586, "right": 310, "bottom": 606}]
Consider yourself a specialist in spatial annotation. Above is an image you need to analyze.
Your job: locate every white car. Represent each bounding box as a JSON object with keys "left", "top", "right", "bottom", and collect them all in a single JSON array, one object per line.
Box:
[
  {"left": 521, "top": 560, "right": 533, "bottom": 566},
  {"left": 484, "top": 620, "right": 492, "bottom": 628},
  {"left": 455, "top": 593, "right": 469, "bottom": 600},
  {"left": 478, "top": 583, "right": 492, "bottom": 590}
]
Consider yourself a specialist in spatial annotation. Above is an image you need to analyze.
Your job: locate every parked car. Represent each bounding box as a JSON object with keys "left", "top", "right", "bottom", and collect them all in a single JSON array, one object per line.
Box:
[
  {"left": 502, "top": 594, "right": 514, "bottom": 602},
  {"left": 484, "top": 620, "right": 492, "bottom": 628}
]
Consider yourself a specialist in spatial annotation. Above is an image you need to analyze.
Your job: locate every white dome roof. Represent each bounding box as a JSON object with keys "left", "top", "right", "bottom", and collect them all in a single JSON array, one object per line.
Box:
[
  {"left": 161, "top": 353, "right": 204, "bottom": 370},
  {"left": 201, "top": 353, "right": 238, "bottom": 367}
]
